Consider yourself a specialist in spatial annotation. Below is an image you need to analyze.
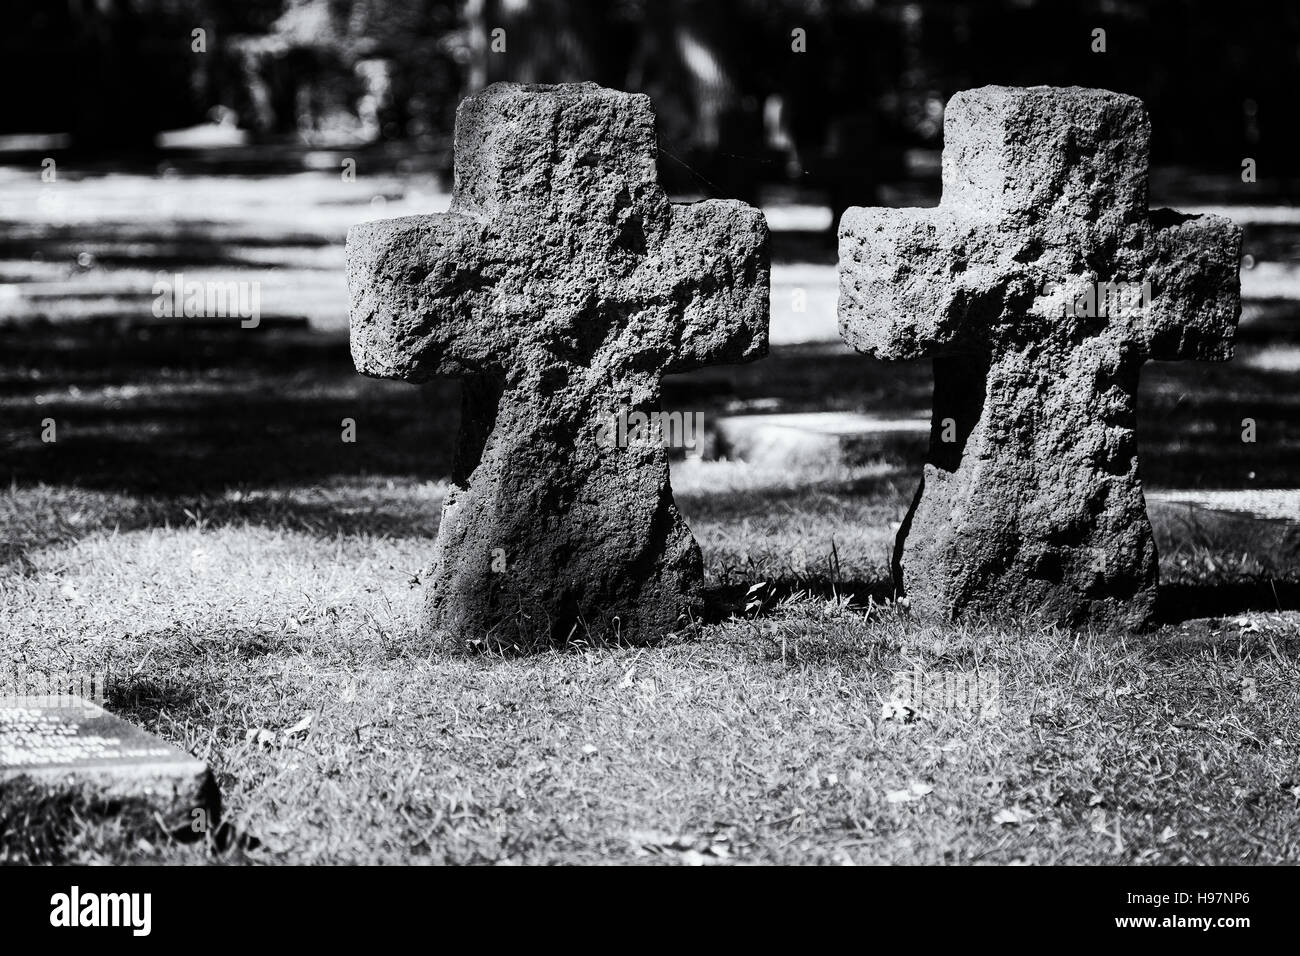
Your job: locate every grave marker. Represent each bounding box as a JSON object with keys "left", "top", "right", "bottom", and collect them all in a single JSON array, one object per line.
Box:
[
  {"left": 347, "top": 82, "right": 769, "bottom": 645},
  {"left": 0, "top": 696, "right": 218, "bottom": 843},
  {"left": 838, "top": 86, "right": 1242, "bottom": 629}
]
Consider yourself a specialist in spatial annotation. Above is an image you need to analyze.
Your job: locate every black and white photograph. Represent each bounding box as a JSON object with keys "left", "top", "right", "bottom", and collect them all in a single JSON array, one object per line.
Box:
[{"left": 0, "top": 0, "right": 1295, "bottom": 910}]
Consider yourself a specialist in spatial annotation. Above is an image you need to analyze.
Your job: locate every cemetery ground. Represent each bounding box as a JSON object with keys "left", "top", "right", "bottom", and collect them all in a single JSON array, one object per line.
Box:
[{"left": 2, "top": 159, "right": 1299, "bottom": 864}]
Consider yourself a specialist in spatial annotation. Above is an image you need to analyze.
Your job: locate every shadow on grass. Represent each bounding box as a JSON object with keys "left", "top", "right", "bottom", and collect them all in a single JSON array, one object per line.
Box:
[
  {"left": 1, "top": 323, "right": 460, "bottom": 491},
  {"left": 3, "top": 298, "right": 1300, "bottom": 647},
  {"left": 715, "top": 575, "right": 1300, "bottom": 631},
  {"left": 1158, "top": 580, "right": 1300, "bottom": 623},
  {"left": 0, "top": 220, "right": 334, "bottom": 271},
  {"left": 5, "top": 315, "right": 1300, "bottom": 491},
  {"left": 4, "top": 328, "right": 919, "bottom": 493},
  {"left": 702, "top": 576, "right": 895, "bottom": 624}
]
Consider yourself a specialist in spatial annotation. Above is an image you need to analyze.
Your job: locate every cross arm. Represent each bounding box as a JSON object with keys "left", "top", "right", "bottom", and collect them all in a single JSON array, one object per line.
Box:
[
  {"left": 838, "top": 207, "right": 994, "bottom": 359},
  {"left": 648, "top": 200, "right": 770, "bottom": 374},
  {"left": 346, "top": 213, "right": 497, "bottom": 381},
  {"left": 1136, "top": 210, "right": 1242, "bottom": 361}
]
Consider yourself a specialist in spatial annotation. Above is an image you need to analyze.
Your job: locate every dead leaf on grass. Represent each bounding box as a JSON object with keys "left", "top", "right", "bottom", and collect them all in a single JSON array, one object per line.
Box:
[
  {"left": 993, "top": 806, "right": 1035, "bottom": 826},
  {"left": 886, "top": 782, "right": 933, "bottom": 803}
]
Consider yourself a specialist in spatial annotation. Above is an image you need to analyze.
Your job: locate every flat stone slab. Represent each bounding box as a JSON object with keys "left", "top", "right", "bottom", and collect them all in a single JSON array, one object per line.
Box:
[
  {"left": 712, "top": 411, "right": 929, "bottom": 468},
  {"left": 769, "top": 264, "right": 839, "bottom": 344},
  {"left": 1147, "top": 489, "right": 1300, "bottom": 524},
  {"left": 0, "top": 697, "right": 217, "bottom": 832}
]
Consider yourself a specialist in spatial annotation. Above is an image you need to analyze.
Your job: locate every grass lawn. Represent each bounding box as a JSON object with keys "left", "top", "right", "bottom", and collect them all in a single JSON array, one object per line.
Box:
[{"left": 2, "top": 364, "right": 1297, "bottom": 864}]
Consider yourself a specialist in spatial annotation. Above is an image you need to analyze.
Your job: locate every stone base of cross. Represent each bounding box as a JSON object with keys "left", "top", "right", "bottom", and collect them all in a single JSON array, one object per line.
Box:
[
  {"left": 347, "top": 83, "right": 769, "bottom": 647},
  {"left": 839, "top": 86, "right": 1242, "bottom": 630}
]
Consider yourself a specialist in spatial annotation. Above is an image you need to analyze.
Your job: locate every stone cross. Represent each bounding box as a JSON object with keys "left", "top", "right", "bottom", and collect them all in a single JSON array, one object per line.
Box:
[
  {"left": 347, "top": 82, "right": 769, "bottom": 646},
  {"left": 839, "top": 86, "right": 1241, "bottom": 629}
]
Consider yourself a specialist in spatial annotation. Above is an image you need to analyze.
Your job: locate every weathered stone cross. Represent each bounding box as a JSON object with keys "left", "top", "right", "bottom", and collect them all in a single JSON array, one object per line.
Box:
[
  {"left": 839, "top": 86, "right": 1241, "bottom": 629},
  {"left": 347, "top": 82, "right": 768, "bottom": 646}
]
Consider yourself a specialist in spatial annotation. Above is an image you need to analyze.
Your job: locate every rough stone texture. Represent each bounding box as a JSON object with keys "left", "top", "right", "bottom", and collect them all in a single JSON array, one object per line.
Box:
[
  {"left": 839, "top": 86, "right": 1242, "bottom": 630},
  {"left": 0, "top": 699, "right": 219, "bottom": 837},
  {"left": 348, "top": 83, "right": 769, "bottom": 646}
]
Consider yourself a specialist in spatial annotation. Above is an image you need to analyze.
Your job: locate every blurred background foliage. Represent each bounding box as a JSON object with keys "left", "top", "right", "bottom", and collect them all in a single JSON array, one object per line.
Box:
[{"left": 2, "top": 0, "right": 1296, "bottom": 201}]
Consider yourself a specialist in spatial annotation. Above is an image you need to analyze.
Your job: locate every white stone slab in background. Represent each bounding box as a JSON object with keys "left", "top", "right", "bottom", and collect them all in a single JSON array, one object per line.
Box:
[
  {"left": 713, "top": 411, "right": 929, "bottom": 467},
  {"left": 1147, "top": 489, "right": 1299, "bottom": 523}
]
